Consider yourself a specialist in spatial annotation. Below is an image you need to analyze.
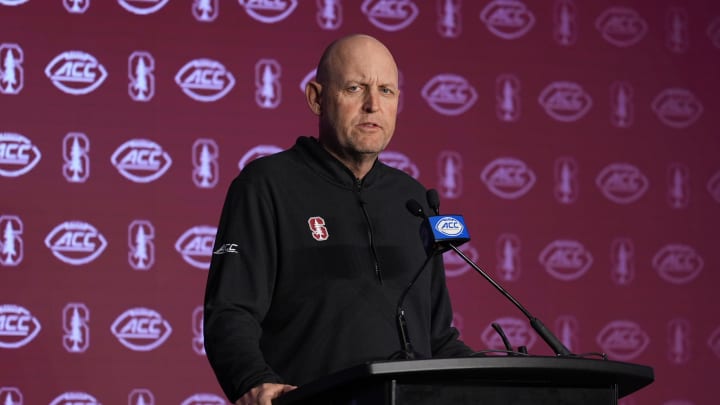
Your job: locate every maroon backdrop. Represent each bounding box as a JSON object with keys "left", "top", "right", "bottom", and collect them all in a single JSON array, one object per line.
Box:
[{"left": 1, "top": 1, "right": 719, "bottom": 404}]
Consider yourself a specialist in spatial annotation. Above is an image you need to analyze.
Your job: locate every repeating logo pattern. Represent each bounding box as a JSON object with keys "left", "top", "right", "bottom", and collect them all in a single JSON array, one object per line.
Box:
[
  {"left": 128, "top": 220, "right": 155, "bottom": 270},
  {"left": 539, "top": 239, "right": 593, "bottom": 281},
  {"left": 651, "top": 88, "right": 703, "bottom": 129},
  {"left": 652, "top": 244, "right": 703, "bottom": 285},
  {"left": 45, "top": 51, "right": 108, "bottom": 95},
  {"left": 44, "top": 221, "right": 108, "bottom": 266},
  {"left": 0, "top": 388, "right": 22, "bottom": 405},
  {"left": 379, "top": 150, "right": 420, "bottom": 179},
  {"left": 64, "top": 0, "right": 90, "bottom": 14},
  {"left": 175, "top": 226, "right": 217, "bottom": 269},
  {"left": 118, "top": 0, "right": 170, "bottom": 16},
  {"left": 538, "top": 81, "right": 593, "bottom": 122},
  {"left": 481, "top": 157, "right": 536, "bottom": 199},
  {"left": 0, "top": 215, "right": 23, "bottom": 267},
  {"left": 111, "top": 139, "right": 173, "bottom": 183},
  {"left": 437, "top": 150, "right": 462, "bottom": 199},
  {"left": 62, "top": 132, "right": 90, "bottom": 183},
  {"left": 610, "top": 238, "right": 635, "bottom": 286},
  {"left": 111, "top": 307, "right": 172, "bottom": 351},
  {"left": 595, "top": 7, "right": 648, "bottom": 47},
  {"left": 175, "top": 58, "right": 235, "bottom": 102},
  {"left": 49, "top": 392, "right": 100, "bottom": 405},
  {"left": 596, "top": 320, "right": 650, "bottom": 360},
  {"left": 496, "top": 233, "right": 521, "bottom": 281},
  {"left": 480, "top": 0, "right": 535, "bottom": 40},
  {"left": 192, "top": 306, "right": 205, "bottom": 355},
  {"left": 666, "top": 8, "right": 689, "bottom": 54},
  {"left": 0, "top": 43, "right": 23, "bottom": 95},
  {"left": 421, "top": 74, "right": 477, "bottom": 116},
  {"left": 555, "top": 315, "right": 579, "bottom": 353},
  {"left": 437, "top": 0, "right": 461, "bottom": 38},
  {"left": 0, "top": 133, "right": 42, "bottom": 178},
  {"left": 554, "top": 157, "right": 578, "bottom": 204},
  {"left": 129, "top": 389, "right": 155, "bottom": 405},
  {"left": 239, "top": 0, "right": 298, "bottom": 24},
  {"left": 496, "top": 74, "right": 521, "bottom": 122},
  {"left": 192, "top": 138, "right": 219, "bottom": 189},
  {"left": 0, "top": 304, "right": 41, "bottom": 349},
  {"left": 255, "top": 59, "right": 282, "bottom": 109},
  {"left": 610, "top": 81, "right": 634, "bottom": 128},
  {"left": 192, "top": 0, "right": 219, "bottom": 22},
  {"left": 667, "top": 318, "right": 691, "bottom": 364},
  {"left": 553, "top": 0, "right": 577, "bottom": 46},
  {"left": 667, "top": 163, "right": 690, "bottom": 209},
  {"left": 62, "top": 303, "right": 90, "bottom": 353},
  {"left": 129, "top": 51, "right": 155, "bottom": 102},
  {"left": 596, "top": 163, "right": 649, "bottom": 204},
  {"left": 362, "top": 0, "right": 419, "bottom": 32},
  {"left": 317, "top": 0, "right": 342, "bottom": 30}
]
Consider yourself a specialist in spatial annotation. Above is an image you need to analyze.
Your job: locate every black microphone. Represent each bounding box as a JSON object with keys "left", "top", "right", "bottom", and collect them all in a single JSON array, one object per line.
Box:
[{"left": 407, "top": 198, "right": 470, "bottom": 255}]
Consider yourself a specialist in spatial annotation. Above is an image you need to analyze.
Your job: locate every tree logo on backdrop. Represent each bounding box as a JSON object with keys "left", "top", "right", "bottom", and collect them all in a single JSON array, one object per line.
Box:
[
  {"left": 361, "top": 0, "right": 419, "bottom": 32},
  {"left": 667, "top": 163, "right": 690, "bottom": 209},
  {"left": 117, "top": 0, "right": 170, "bottom": 15},
  {"left": 421, "top": 74, "right": 477, "bottom": 116},
  {"left": 595, "top": 7, "right": 648, "bottom": 47},
  {"left": 437, "top": 150, "right": 462, "bottom": 199},
  {"left": 652, "top": 243, "right": 703, "bottom": 285},
  {"left": 49, "top": 392, "right": 101, "bottom": 405},
  {"left": 554, "top": 157, "right": 578, "bottom": 204},
  {"left": 709, "top": 326, "right": 720, "bottom": 359},
  {"left": 595, "top": 163, "right": 649, "bottom": 204},
  {"left": 379, "top": 151, "right": 419, "bottom": 179},
  {"left": 479, "top": 0, "right": 535, "bottom": 40},
  {"left": 0, "top": 133, "right": 41, "bottom": 178},
  {"left": 180, "top": 393, "right": 225, "bottom": 405},
  {"left": 255, "top": 59, "right": 282, "bottom": 109},
  {"left": 596, "top": 320, "right": 649, "bottom": 361},
  {"left": 317, "top": 0, "right": 342, "bottom": 30},
  {"left": 442, "top": 243, "right": 477, "bottom": 278},
  {"left": 175, "top": 226, "right": 216, "bottom": 269},
  {"left": 111, "top": 139, "right": 173, "bottom": 183},
  {"left": 496, "top": 233, "right": 521, "bottom": 281},
  {"left": 44, "top": 221, "right": 108, "bottom": 266},
  {"left": 238, "top": 0, "right": 298, "bottom": 24},
  {"left": 0, "top": 388, "right": 22, "bottom": 405},
  {"left": 481, "top": 317, "right": 536, "bottom": 351},
  {"left": 496, "top": 74, "right": 520, "bottom": 122},
  {"left": 708, "top": 17, "right": 720, "bottom": 49},
  {"left": 538, "top": 81, "right": 592, "bottom": 122},
  {"left": 129, "top": 51, "right": 155, "bottom": 102},
  {"left": 610, "top": 81, "right": 633, "bottom": 128},
  {"left": 538, "top": 239, "right": 593, "bottom": 281},
  {"left": 553, "top": 0, "right": 577, "bottom": 46},
  {"left": 111, "top": 307, "right": 172, "bottom": 351},
  {"left": 666, "top": 8, "right": 689, "bottom": 54},
  {"left": 238, "top": 144, "right": 282, "bottom": 170},
  {"left": 667, "top": 318, "right": 691, "bottom": 364},
  {"left": 0, "top": 304, "right": 41, "bottom": 349},
  {"left": 708, "top": 170, "right": 720, "bottom": 203},
  {"left": 0, "top": 215, "right": 23, "bottom": 267},
  {"left": 0, "top": 43, "right": 23, "bottom": 95},
  {"left": 128, "top": 220, "right": 155, "bottom": 271},
  {"left": 651, "top": 88, "right": 703, "bottom": 129},
  {"left": 62, "top": 303, "right": 90, "bottom": 353},
  {"left": 62, "top": 132, "right": 90, "bottom": 183},
  {"left": 192, "top": 306, "right": 205, "bottom": 355},
  {"left": 480, "top": 157, "right": 535, "bottom": 199},
  {"left": 63, "top": 0, "right": 90, "bottom": 13},
  {"left": 175, "top": 58, "right": 235, "bottom": 102},
  {"left": 192, "top": 0, "right": 219, "bottom": 22},
  {"left": 192, "top": 138, "right": 219, "bottom": 188},
  {"left": 45, "top": 51, "right": 107, "bottom": 95},
  {"left": 610, "top": 238, "right": 634, "bottom": 286},
  {"left": 437, "top": 0, "right": 461, "bottom": 38},
  {"left": 129, "top": 389, "right": 155, "bottom": 405},
  {"left": 555, "top": 316, "right": 579, "bottom": 353}
]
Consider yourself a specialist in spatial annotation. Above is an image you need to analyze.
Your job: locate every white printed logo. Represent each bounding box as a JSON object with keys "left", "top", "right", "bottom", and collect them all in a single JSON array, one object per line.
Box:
[
  {"left": 192, "top": 306, "right": 204, "bottom": 355},
  {"left": 255, "top": 59, "right": 282, "bottom": 109},
  {"left": 362, "top": 0, "right": 418, "bottom": 32},
  {"left": 651, "top": 88, "right": 703, "bottom": 129},
  {"left": 129, "top": 389, "right": 155, "bottom": 405},
  {"left": 554, "top": 157, "right": 578, "bottom": 204},
  {"left": 129, "top": 51, "right": 155, "bottom": 102},
  {"left": 193, "top": 138, "right": 219, "bottom": 188},
  {"left": 480, "top": 157, "right": 536, "bottom": 199},
  {"left": 596, "top": 320, "right": 649, "bottom": 360},
  {"left": 64, "top": 0, "right": 90, "bottom": 13},
  {"left": 44, "top": 221, "right": 107, "bottom": 266},
  {"left": 117, "top": 0, "right": 169, "bottom": 15},
  {"left": 437, "top": 0, "right": 461, "bottom": 38},
  {"left": 553, "top": 0, "right": 577, "bottom": 46},
  {"left": 707, "top": 17, "right": 720, "bottom": 49},
  {"left": 111, "top": 139, "right": 173, "bottom": 183},
  {"left": 63, "top": 132, "right": 90, "bottom": 183},
  {"left": 0, "top": 133, "right": 42, "bottom": 178},
  {"left": 49, "top": 392, "right": 100, "bottom": 405},
  {"left": 111, "top": 307, "right": 172, "bottom": 351},
  {"left": 62, "top": 303, "right": 90, "bottom": 353},
  {"left": 0, "top": 215, "right": 23, "bottom": 267},
  {"left": 538, "top": 81, "right": 592, "bottom": 122},
  {"left": 438, "top": 150, "right": 462, "bottom": 199},
  {"left": 422, "top": 74, "right": 477, "bottom": 116},
  {"left": 175, "top": 58, "right": 235, "bottom": 102},
  {"left": 610, "top": 81, "right": 633, "bottom": 128},
  {"left": 129, "top": 220, "right": 155, "bottom": 271},
  {"left": 238, "top": 0, "right": 298, "bottom": 24},
  {"left": 496, "top": 74, "right": 520, "bottom": 122},
  {"left": 667, "top": 163, "right": 689, "bottom": 209},
  {"left": 175, "top": 226, "right": 217, "bottom": 269},
  {"left": 442, "top": 243, "right": 478, "bottom": 278},
  {"left": 238, "top": 144, "right": 282, "bottom": 170},
  {"left": 0, "top": 388, "right": 22, "bottom": 405},
  {"left": 610, "top": 238, "right": 634, "bottom": 286},
  {"left": 434, "top": 217, "right": 463, "bottom": 237},
  {"left": 0, "top": 43, "right": 23, "bottom": 95},
  {"left": 317, "top": 0, "right": 342, "bottom": 30},
  {"left": 479, "top": 0, "right": 535, "bottom": 40},
  {"left": 181, "top": 393, "right": 225, "bottom": 405},
  {"left": 193, "top": 0, "right": 219, "bottom": 22},
  {"left": 595, "top": 7, "right": 648, "bottom": 47},
  {"left": 0, "top": 0, "right": 29, "bottom": 5},
  {"left": 555, "top": 315, "right": 578, "bottom": 353},
  {"left": 596, "top": 163, "right": 649, "bottom": 204},
  {"left": 708, "top": 170, "right": 720, "bottom": 203},
  {"left": 0, "top": 304, "right": 41, "bottom": 349},
  {"left": 496, "top": 233, "right": 520, "bottom": 282},
  {"left": 666, "top": 8, "right": 689, "bottom": 54},
  {"left": 379, "top": 151, "right": 419, "bottom": 179},
  {"left": 539, "top": 240, "right": 593, "bottom": 281},
  {"left": 667, "top": 318, "right": 691, "bottom": 364},
  {"left": 481, "top": 317, "right": 536, "bottom": 350},
  {"left": 45, "top": 51, "right": 107, "bottom": 95},
  {"left": 652, "top": 244, "right": 703, "bottom": 285},
  {"left": 709, "top": 325, "right": 720, "bottom": 359}
]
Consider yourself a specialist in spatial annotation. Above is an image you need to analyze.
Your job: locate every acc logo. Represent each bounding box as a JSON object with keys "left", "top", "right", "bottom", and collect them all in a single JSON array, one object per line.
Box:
[
  {"left": 480, "top": 157, "right": 535, "bottom": 199},
  {"left": 0, "top": 43, "right": 23, "bottom": 95},
  {"left": 596, "top": 163, "right": 648, "bottom": 204},
  {"left": 437, "top": 0, "right": 462, "bottom": 38},
  {"left": 595, "top": 7, "right": 648, "bottom": 47},
  {"left": 708, "top": 170, "right": 720, "bottom": 203},
  {"left": 708, "top": 17, "right": 720, "bottom": 49},
  {"left": 667, "top": 318, "right": 691, "bottom": 364},
  {"left": 610, "top": 238, "right": 635, "bottom": 286},
  {"left": 539, "top": 239, "right": 593, "bottom": 281},
  {"left": 438, "top": 150, "right": 462, "bottom": 199},
  {"left": 610, "top": 81, "right": 633, "bottom": 128},
  {"left": 192, "top": 306, "right": 205, "bottom": 355},
  {"left": 709, "top": 325, "right": 720, "bottom": 359},
  {"left": 255, "top": 59, "right": 282, "bottom": 109},
  {"left": 496, "top": 74, "right": 521, "bottom": 122},
  {"left": 554, "top": 156, "right": 578, "bottom": 204},
  {"left": 129, "top": 220, "right": 155, "bottom": 270},
  {"left": 666, "top": 8, "right": 689, "bottom": 54},
  {"left": 63, "top": 132, "right": 90, "bottom": 183},
  {"left": 652, "top": 244, "right": 703, "bottom": 285},
  {"left": 0, "top": 0, "right": 29, "bottom": 5},
  {"left": 49, "top": 392, "right": 100, "bottom": 405},
  {"left": 111, "top": 139, "right": 173, "bottom": 183},
  {"left": 442, "top": 243, "right": 478, "bottom": 278},
  {"left": 496, "top": 233, "right": 521, "bottom": 282},
  {"left": 129, "top": 51, "right": 155, "bottom": 102},
  {"left": 175, "top": 226, "right": 216, "bottom": 269},
  {"left": 538, "top": 81, "right": 592, "bottom": 122},
  {"left": 238, "top": 144, "right": 282, "bottom": 170},
  {"left": 362, "top": 0, "right": 418, "bottom": 32},
  {"left": 0, "top": 215, "right": 23, "bottom": 266},
  {"left": 317, "top": 0, "right": 342, "bottom": 30},
  {"left": 422, "top": 74, "right": 477, "bottom": 116},
  {"left": 193, "top": 0, "right": 219, "bottom": 22},
  {"left": 129, "top": 389, "right": 155, "bottom": 405},
  {"left": 667, "top": 163, "right": 689, "bottom": 209},
  {"left": 64, "top": 0, "right": 90, "bottom": 13},
  {"left": 480, "top": 0, "right": 535, "bottom": 40},
  {"left": 238, "top": 0, "right": 298, "bottom": 24},
  {"left": 553, "top": 0, "right": 577, "bottom": 46},
  {"left": 45, "top": 51, "right": 107, "bottom": 95},
  {"left": 0, "top": 388, "right": 22, "bottom": 405},
  {"left": 651, "top": 88, "right": 703, "bottom": 129},
  {"left": 435, "top": 217, "right": 463, "bottom": 237},
  {"left": 0, "top": 133, "right": 42, "bottom": 178},
  {"left": 193, "top": 138, "right": 219, "bottom": 189},
  {"left": 555, "top": 316, "right": 579, "bottom": 353},
  {"left": 379, "top": 151, "right": 419, "bottom": 179},
  {"left": 0, "top": 304, "right": 41, "bottom": 349},
  {"left": 117, "top": 0, "right": 170, "bottom": 15},
  {"left": 62, "top": 303, "right": 90, "bottom": 353},
  {"left": 181, "top": 393, "right": 225, "bottom": 405},
  {"left": 44, "top": 221, "right": 107, "bottom": 266},
  {"left": 111, "top": 307, "right": 172, "bottom": 351},
  {"left": 481, "top": 317, "right": 536, "bottom": 351},
  {"left": 175, "top": 58, "right": 235, "bottom": 102},
  {"left": 308, "top": 217, "right": 329, "bottom": 242},
  {"left": 596, "top": 320, "right": 649, "bottom": 361}
]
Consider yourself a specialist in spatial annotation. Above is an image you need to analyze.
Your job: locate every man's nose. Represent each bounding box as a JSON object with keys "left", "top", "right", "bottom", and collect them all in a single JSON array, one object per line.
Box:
[{"left": 363, "top": 89, "right": 380, "bottom": 112}]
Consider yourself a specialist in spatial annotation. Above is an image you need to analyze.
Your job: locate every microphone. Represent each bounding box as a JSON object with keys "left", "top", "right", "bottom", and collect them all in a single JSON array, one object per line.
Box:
[{"left": 406, "top": 199, "right": 470, "bottom": 255}]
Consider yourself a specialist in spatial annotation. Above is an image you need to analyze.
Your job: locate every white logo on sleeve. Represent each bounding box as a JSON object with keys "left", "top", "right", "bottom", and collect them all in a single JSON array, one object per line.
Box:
[
  {"left": 0, "top": 304, "right": 41, "bottom": 349},
  {"left": 129, "top": 389, "right": 155, "bottom": 405},
  {"left": 255, "top": 59, "right": 282, "bottom": 109},
  {"left": 481, "top": 157, "right": 535, "bottom": 199},
  {"left": 595, "top": 7, "right": 648, "bottom": 47},
  {"left": 111, "top": 307, "right": 172, "bottom": 351},
  {"left": 64, "top": 0, "right": 90, "bottom": 13},
  {"left": 111, "top": 139, "right": 173, "bottom": 183},
  {"left": 49, "top": 392, "right": 101, "bottom": 405},
  {"left": 0, "top": 388, "right": 22, "bottom": 405},
  {"left": 192, "top": 138, "right": 219, "bottom": 189},
  {"left": 175, "top": 226, "right": 217, "bottom": 269},
  {"left": 538, "top": 81, "right": 592, "bottom": 122},
  {"left": 362, "top": 0, "right": 419, "bottom": 32},
  {"left": 480, "top": 0, "right": 535, "bottom": 40},
  {"left": 63, "top": 132, "right": 90, "bottom": 183},
  {"left": 596, "top": 320, "right": 649, "bottom": 360},
  {"left": 596, "top": 163, "right": 648, "bottom": 204},
  {"left": 181, "top": 393, "right": 226, "bottom": 405},
  {"left": 44, "top": 221, "right": 108, "bottom": 266},
  {"left": 45, "top": 51, "right": 107, "bottom": 95},
  {"left": 438, "top": 150, "right": 462, "bottom": 199},
  {"left": 554, "top": 157, "right": 578, "bottom": 204},
  {"left": 553, "top": 0, "right": 577, "bottom": 46},
  {"left": 129, "top": 51, "right": 155, "bottom": 101},
  {"left": 317, "top": 0, "right": 342, "bottom": 30},
  {"left": 0, "top": 215, "right": 23, "bottom": 267},
  {"left": 175, "top": 58, "right": 235, "bottom": 102},
  {"left": 651, "top": 88, "right": 703, "bottom": 129},
  {"left": 192, "top": 306, "right": 205, "bottom": 355},
  {"left": 62, "top": 303, "right": 90, "bottom": 353},
  {"left": 117, "top": 0, "right": 169, "bottom": 15},
  {"left": 238, "top": 0, "right": 298, "bottom": 24},
  {"left": 422, "top": 74, "right": 477, "bottom": 116},
  {"left": 437, "top": 0, "right": 462, "bottom": 38},
  {"left": 0, "top": 133, "right": 42, "bottom": 178},
  {"left": 379, "top": 150, "right": 419, "bottom": 179},
  {"left": 193, "top": 0, "right": 219, "bottom": 22},
  {"left": 0, "top": 43, "right": 23, "bottom": 95},
  {"left": 129, "top": 220, "right": 155, "bottom": 271}
]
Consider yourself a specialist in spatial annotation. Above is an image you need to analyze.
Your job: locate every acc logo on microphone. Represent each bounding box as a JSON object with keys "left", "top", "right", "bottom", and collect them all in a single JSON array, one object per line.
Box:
[
  {"left": 0, "top": 132, "right": 42, "bottom": 178},
  {"left": 118, "top": 0, "right": 170, "bottom": 15},
  {"left": 596, "top": 320, "right": 649, "bottom": 361},
  {"left": 652, "top": 244, "right": 703, "bottom": 285},
  {"left": 422, "top": 74, "right": 477, "bottom": 116},
  {"left": 442, "top": 243, "right": 478, "bottom": 278},
  {"left": 111, "top": 139, "right": 173, "bottom": 183},
  {"left": 539, "top": 240, "right": 593, "bottom": 281},
  {"left": 111, "top": 307, "right": 172, "bottom": 351},
  {"left": 480, "top": 0, "right": 535, "bottom": 40},
  {"left": 45, "top": 51, "right": 107, "bottom": 95},
  {"left": 175, "top": 58, "right": 235, "bottom": 102},
  {"left": 481, "top": 317, "right": 536, "bottom": 351},
  {"left": 480, "top": 157, "right": 536, "bottom": 199},
  {"left": 175, "top": 226, "right": 217, "bottom": 269},
  {"left": 49, "top": 392, "right": 101, "bottom": 405},
  {"left": 181, "top": 393, "right": 225, "bottom": 405},
  {"left": 238, "top": 144, "right": 282, "bottom": 170},
  {"left": 596, "top": 163, "right": 648, "bottom": 204},
  {"left": 595, "top": 7, "right": 648, "bottom": 47},
  {"left": 238, "top": 0, "right": 298, "bottom": 24},
  {"left": 0, "top": 215, "right": 23, "bottom": 267},
  {"left": 379, "top": 150, "right": 420, "bottom": 179},
  {"left": 651, "top": 88, "right": 703, "bottom": 129},
  {"left": 192, "top": 306, "right": 205, "bottom": 355},
  {"left": 538, "top": 81, "right": 592, "bottom": 122},
  {"left": 0, "top": 304, "right": 41, "bottom": 349},
  {"left": 0, "top": 43, "right": 23, "bottom": 95},
  {"left": 44, "top": 221, "right": 107, "bottom": 266},
  {"left": 434, "top": 217, "right": 464, "bottom": 237},
  {"left": 361, "top": 0, "right": 419, "bottom": 32}
]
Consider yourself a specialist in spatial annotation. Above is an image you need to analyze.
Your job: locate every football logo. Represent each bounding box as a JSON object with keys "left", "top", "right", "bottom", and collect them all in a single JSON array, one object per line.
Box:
[
  {"left": 480, "top": 157, "right": 536, "bottom": 199},
  {"left": 538, "top": 239, "right": 593, "bottom": 281},
  {"left": 180, "top": 393, "right": 226, "bottom": 405},
  {"left": 0, "top": 0, "right": 29, "bottom": 5},
  {"left": 421, "top": 74, "right": 477, "bottom": 116},
  {"left": 49, "top": 392, "right": 101, "bottom": 405},
  {"left": 651, "top": 88, "right": 703, "bottom": 129},
  {"left": 596, "top": 163, "right": 648, "bottom": 204},
  {"left": 538, "top": 81, "right": 593, "bottom": 122},
  {"left": 192, "top": 138, "right": 219, "bottom": 189},
  {"left": 596, "top": 320, "right": 650, "bottom": 360},
  {"left": 0, "top": 43, "right": 23, "bottom": 95},
  {"left": 111, "top": 139, "right": 173, "bottom": 183},
  {"left": 128, "top": 51, "right": 155, "bottom": 102},
  {"left": 117, "top": 0, "right": 170, "bottom": 15},
  {"left": 0, "top": 215, "right": 23, "bottom": 267},
  {"left": 175, "top": 58, "right": 235, "bottom": 102},
  {"left": 62, "top": 303, "right": 90, "bottom": 353},
  {"left": 44, "top": 221, "right": 107, "bottom": 266},
  {"left": 553, "top": 0, "right": 577, "bottom": 46},
  {"left": 438, "top": 150, "right": 463, "bottom": 199},
  {"left": 317, "top": 0, "right": 342, "bottom": 30},
  {"left": 362, "top": 0, "right": 419, "bottom": 32},
  {"left": 0, "top": 132, "right": 42, "bottom": 178},
  {"left": 238, "top": 144, "right": 282, "bottom": 170},
  {"left": 255, "top": 59, "right": 282, "bottom": 109},
  {"left": 652, "top": 244, "right": 703, "bottom": 285},
  {"left": 595, "top": 7, "right": 648, "bottom": 47},
  {"left": 111, "top": 307, "right": 172, "bottom": 351},
  {"left": 0, "top": 304, "right": 41, "bottom": 349},
  {"left": 554, "top": 156, "right": 578, "bottom": 204},
  {"left": 481, "top": 317, "right": 536, "bottom": 351},
  {"left": 379, "top": 150, "right": 420, "bottom": 179},
  {"left": 175, "top": 226, "right": 217, "bottom": 269},
  {"left": 480, "top": 0, "right": 535, "bottom": 40},
  {"left": 45, "top": 51, "right": 107, "bottom": 95},
  {"left": 442, "top": 243, "right": 477, "bottom": 278},
  {"left": 437, "top": 0, "right": 462, "bottom": 38},
  {"left": 63, "top": 132, "right": 90, "bottom": 183},
  {"left": 238, "top": 0, "right": 298, "bottom": 24}
]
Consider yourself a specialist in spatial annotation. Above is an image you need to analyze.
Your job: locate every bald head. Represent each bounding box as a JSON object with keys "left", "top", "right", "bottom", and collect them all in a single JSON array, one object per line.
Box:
[{"left": 315, "top": 34, "right": 399, "bottom": 87}]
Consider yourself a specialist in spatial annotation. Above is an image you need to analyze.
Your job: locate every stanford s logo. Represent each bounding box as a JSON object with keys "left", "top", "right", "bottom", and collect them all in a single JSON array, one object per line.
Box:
[{"left": 308, "top": 217, "right": 329, "bottom": 241}]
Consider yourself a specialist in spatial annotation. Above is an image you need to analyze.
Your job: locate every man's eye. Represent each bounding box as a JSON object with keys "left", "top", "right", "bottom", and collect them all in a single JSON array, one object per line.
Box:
[
  {"left": 347, "top": 85, "right": 361, "bottom": 92},
  {"left": 381, "top": 87, "right": 394, "bottom": 95}
]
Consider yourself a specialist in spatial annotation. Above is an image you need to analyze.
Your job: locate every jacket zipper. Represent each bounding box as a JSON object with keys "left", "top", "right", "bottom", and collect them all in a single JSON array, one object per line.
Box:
[{"left": 356, "top": 179, "right": 383, "bottom": 285}]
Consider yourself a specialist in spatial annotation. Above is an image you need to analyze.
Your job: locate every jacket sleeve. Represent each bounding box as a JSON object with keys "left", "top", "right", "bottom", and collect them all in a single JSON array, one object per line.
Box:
[{"left": 203, "top": 174, "right": 283, "bottom": 402}]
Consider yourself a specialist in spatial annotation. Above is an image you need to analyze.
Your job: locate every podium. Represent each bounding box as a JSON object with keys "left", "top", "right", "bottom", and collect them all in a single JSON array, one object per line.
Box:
[{"left": 274, "top": 356, "right": 654, "bottom": 405}]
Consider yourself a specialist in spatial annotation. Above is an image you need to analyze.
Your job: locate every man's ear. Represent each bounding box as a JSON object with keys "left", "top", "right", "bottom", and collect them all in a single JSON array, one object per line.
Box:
[{"left": 305, "top": 80, "right": 322, "bottom": 116}]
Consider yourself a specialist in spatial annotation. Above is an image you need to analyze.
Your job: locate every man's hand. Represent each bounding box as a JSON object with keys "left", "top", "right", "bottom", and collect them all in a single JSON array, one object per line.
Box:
[{"left": 235, "top": 383, "right": 297, "bottom": 405}]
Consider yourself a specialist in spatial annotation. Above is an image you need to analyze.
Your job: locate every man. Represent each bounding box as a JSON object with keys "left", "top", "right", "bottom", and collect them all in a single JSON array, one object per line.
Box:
[{"left": 204, "top": 34, "right": 472, "bottom": 405}]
